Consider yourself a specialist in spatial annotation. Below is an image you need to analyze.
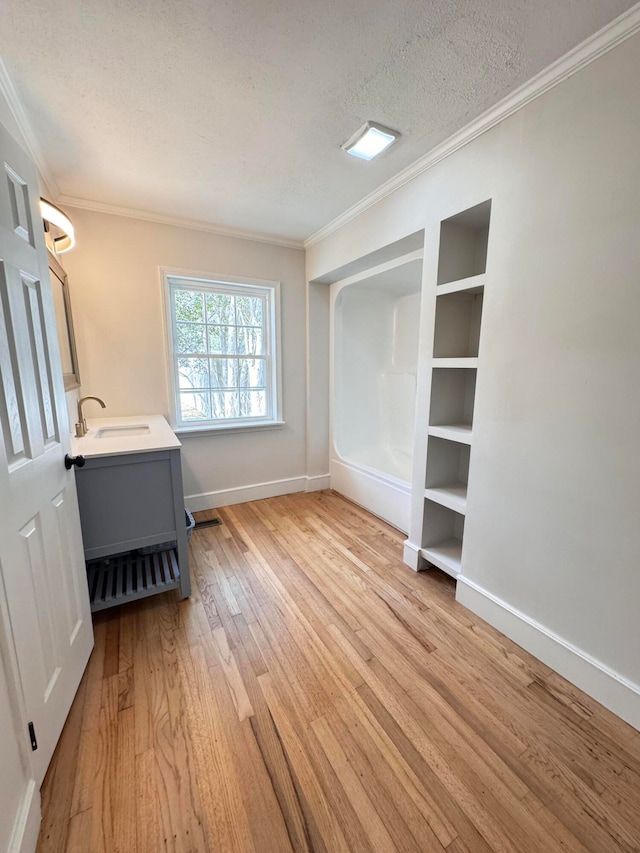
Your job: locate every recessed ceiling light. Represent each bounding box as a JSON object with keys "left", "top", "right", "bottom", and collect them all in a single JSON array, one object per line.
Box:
[{"left": 341, "top": 122, "right": 400, "bottom": 160}]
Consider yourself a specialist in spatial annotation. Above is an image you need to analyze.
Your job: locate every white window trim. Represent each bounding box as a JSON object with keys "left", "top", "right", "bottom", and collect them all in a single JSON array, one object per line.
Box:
[{"left": 160, "top": 267, "right": 283, "bottom": 433}]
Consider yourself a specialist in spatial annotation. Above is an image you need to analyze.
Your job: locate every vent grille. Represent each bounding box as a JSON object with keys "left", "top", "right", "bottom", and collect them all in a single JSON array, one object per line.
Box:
[{"left": 87, "top": 548, "right": 181, "bottom": 612}]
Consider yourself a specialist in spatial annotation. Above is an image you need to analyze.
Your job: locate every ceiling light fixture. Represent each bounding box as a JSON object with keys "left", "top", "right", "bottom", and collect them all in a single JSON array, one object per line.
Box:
[
  {"left": 341, "top": 122, "right": 400, "bottom": 161},
  {"left": 40, "top": 198, "right": 76, "bottom": 253}
]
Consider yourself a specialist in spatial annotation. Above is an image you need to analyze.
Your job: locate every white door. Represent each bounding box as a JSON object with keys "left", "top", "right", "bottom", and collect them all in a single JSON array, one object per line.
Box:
[{"left": 0, "top": 120, "right": 93, "bottom": 809}]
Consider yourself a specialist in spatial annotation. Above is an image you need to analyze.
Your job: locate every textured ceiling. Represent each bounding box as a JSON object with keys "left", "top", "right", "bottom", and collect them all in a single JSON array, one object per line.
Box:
[{"left": 0, "top": 0, "right": 636, "bottom": 243}]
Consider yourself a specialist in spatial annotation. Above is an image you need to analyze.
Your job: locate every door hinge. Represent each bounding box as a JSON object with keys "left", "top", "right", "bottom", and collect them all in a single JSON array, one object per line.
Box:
[{"left": 28, "top": 721, "right": 38, "bottom": 751}]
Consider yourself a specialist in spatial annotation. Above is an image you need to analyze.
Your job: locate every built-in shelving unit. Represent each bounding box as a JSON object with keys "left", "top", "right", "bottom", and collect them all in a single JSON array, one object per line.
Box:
[{"left": 409, "top": 199, "right": 491, "bottom": 579}]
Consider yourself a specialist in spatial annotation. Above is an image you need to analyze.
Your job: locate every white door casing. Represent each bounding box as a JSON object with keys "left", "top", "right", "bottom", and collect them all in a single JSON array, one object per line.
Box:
[{"left": 0, "top": 120, "right": 93, "bottom": 847}]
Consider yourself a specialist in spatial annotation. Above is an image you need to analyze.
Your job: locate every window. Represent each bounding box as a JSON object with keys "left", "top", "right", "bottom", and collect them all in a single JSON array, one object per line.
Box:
[{"left": 163, "top": 271, "right": 281, "bottom": 431}]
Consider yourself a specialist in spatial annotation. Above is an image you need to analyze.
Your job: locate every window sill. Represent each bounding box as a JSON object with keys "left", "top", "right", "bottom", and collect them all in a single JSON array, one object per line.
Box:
[{"left": 175, "top": 420, "right": 285, "bottom": 437}]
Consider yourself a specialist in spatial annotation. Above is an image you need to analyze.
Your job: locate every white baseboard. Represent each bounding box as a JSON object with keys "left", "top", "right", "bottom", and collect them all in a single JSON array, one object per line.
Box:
[
  {"left": 403, "top": 540, "right": 422, "bottom": 571},
  {"left": 456, "top": 576, "right": 640, "bottom": 731},
  {"left": 10, "top": 779, "right": 40, "bottom": 853},
  {"left": 186, "top": 474, "right": 330, "bottom": 512},
  {"left": 306, "top": 474, "right": 331, "bottom": 492}
]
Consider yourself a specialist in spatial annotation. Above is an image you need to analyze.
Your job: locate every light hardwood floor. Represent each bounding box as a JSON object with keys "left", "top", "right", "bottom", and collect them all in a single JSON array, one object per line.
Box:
[{"left": 37, "top": 490, "right": 640, "bottom": 852}]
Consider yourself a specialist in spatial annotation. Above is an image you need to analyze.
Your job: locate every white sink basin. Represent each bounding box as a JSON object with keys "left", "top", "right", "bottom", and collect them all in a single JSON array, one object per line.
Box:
[
  {"left": 72, "top": 415, "right": 181, "bottom": 458},
  {"left": 95, "top": 424, "right": 151, "bottom": 438}
]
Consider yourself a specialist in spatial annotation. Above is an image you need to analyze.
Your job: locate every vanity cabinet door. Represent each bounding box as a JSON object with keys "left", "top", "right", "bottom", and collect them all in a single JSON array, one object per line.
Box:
[{"left": 75, "top": 450, "right": 179, "bottom": 559}]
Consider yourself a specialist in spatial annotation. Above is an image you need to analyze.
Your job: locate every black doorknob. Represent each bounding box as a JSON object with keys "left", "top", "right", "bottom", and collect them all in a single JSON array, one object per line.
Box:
[{"left": 65, "top": 454, "right": 86, "bottom": 470}]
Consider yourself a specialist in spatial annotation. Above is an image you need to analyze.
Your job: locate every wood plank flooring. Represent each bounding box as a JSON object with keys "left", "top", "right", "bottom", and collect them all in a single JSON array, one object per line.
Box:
[{"left": 37, "top": 490, "right": 640, "bottom": 852}]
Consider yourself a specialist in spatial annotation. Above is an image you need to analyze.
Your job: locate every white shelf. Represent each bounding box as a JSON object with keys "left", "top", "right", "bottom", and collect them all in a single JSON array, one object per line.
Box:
[
  {"left": 436, "top": 273, "right": 486, "bottom": 297},
  {"left": 420, "top": 539, "right": 462, "bottom": 578},
  {"left": 428, "top": 424, "right": 472, "bottom": 444},
  {"left": 432, "top": 358, "right": 478, "bottom": 369},
  {"left": 424, "top": 483, "right": 467, "bottom": 514}
]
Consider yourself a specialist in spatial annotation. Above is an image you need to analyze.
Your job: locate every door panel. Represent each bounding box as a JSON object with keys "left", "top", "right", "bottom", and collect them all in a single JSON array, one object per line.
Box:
[
  {"left": 0, "top": 117, "right": 93, "bottom": 820},
  {"left": 23, "top": 275, "right": 58, "bottom": 443},
  {"left": 0, "top": 651, "right": 28, "bottom": 852},
  {"left": 18, "top": 514, "right": 60, "bottom": 699},
  {"left": 0, "top": 558, "right": 41, "bottom": 853},
  {"left": 51, "top": 487, "right": 85, "bottom": 641},
  {"left": 4, "top": 262, "right": 48, "bottom": 457},
  {"left": 0, "top": 262, "right": 28, "bottom": 462},
  {"left": 4, "top": 162, "right": 35, "bottom": 247}
]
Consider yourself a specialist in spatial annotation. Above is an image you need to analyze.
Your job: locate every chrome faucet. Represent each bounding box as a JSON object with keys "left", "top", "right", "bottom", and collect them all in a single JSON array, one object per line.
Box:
[{"left": 76, "top": 396, "right": 106, "bottom": 437}]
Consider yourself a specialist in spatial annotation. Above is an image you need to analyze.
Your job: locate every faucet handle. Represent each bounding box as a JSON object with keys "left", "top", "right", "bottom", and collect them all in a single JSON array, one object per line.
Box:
[{"left": 75, "top": 422, "right": 84, "bottom": 438}]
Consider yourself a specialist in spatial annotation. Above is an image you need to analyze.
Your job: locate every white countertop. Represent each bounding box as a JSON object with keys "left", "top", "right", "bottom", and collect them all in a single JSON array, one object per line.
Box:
[{"left": 71, "top": 415, "right": 182, "bottom": 459}]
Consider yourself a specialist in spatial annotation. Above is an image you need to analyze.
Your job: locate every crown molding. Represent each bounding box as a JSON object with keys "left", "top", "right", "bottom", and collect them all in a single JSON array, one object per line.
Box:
[
  {"left": 57, "top": 195, "right": 305, "bottom": 250},
  {"left": 0, "top": 56, "right": 60, "bottom": 197},
  {"left": 304, "top": 3, "right": 640, "bottom": 249}
]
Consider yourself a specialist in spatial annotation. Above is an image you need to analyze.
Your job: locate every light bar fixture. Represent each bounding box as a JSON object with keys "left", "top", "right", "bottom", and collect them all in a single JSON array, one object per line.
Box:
[
  {"left": 40, "top": 198, "right": 76, "bottom": 253},
  {"left": 341, "top": 121, "right": 400, "bottom": 161}
]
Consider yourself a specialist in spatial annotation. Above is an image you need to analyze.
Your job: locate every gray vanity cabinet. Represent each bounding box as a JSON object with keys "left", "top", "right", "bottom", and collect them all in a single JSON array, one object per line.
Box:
[{"left": 75, "top": 447, "right": 191, "bottom": 611}]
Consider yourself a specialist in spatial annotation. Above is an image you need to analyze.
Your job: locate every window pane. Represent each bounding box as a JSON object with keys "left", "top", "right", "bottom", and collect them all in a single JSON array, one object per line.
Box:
[
  {"left": 208, "top": 325, "right": 235, "bottom": 354},
  {"left": 236, "top": 326, "right": 264, "bottom": 355},
  {"left": 237, "top": 358, "right": 265, "bottom": 389},
  {"left": 206, "top": 292, "right": 234, "bottom": 325},
  {"left": 174, "top": 290, "right": 205, "bottom": 323},
  {"left": 235, "top": 296, "right": 263, "bottom": 326},
  {"left": 239, "top": 390, "right": 266, "bottom": 418},
  {"left": 210, "top": 358, "right": 237, "bottom": 389},
  {"left": 211, "top": 390, "right": 239, "bottom": 420},
  {"left": 177, "top": 323, "right": 206, "bottom": 354},
  {"left": 178, "top": 358, "right": 210, "bottom": 389},
  {"left": 180, "top": 390, "right": 211, "bottom": 421},
  {"left": 169, "top": 278, "right": 277, "bottom": 427}
]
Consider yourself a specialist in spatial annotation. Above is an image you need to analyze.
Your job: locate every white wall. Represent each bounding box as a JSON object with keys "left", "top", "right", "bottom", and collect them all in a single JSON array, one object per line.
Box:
[
  {"left": 307, "top": 33, "right": 640, "bottom": 726},
  {"left": 305, "top": 280, "right": 330, "bottom": 479},
  {"left": 62, "top": 209, "right": 312, "bottom": 507}
]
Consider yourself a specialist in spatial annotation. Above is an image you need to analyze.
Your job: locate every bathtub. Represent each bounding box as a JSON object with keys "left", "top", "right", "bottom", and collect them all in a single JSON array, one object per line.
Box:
[{"left": 330, "top": 251, "right": 423, "bottom": 532}]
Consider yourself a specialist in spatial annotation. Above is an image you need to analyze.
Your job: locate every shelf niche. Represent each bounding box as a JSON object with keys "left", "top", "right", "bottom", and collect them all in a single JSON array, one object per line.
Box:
[
  {"left": 425, "top": 436, "right": 470, "bottom": 513},
  {"left": 433, "top": 290, "right": 483, "bottom": 359},
  {"left": 428, "top": 368, "right": 476, "bottom": 429},
  {"left": 437, "top": 200, "right": 491, "bottom": 286},
  {"left": 420, "top": 499, "right": 465, "bottom": 577}
]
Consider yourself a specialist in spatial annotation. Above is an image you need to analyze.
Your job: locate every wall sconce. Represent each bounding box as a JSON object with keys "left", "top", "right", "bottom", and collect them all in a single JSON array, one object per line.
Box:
[{"left": 40, "top": 198, "right": 75, "bottom": 253}]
